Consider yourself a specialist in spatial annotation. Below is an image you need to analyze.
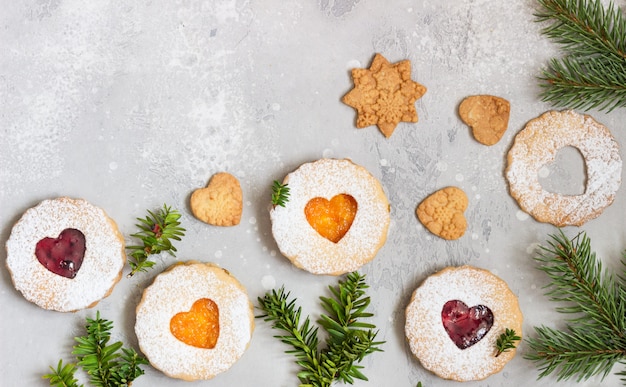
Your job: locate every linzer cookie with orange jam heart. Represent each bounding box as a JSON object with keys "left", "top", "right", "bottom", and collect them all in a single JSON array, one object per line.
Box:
[
  {"left": 405, "top": 266, "right": 523, "bottom": 381},
  {"left": 270, "top": 158, "right": 390, "bottom": 275},
  {"left": 5, "top": 197, "right": 125, "bottom": 312},
  {"left": 135, "top": 261, "right": 254, "bottom": 381}
]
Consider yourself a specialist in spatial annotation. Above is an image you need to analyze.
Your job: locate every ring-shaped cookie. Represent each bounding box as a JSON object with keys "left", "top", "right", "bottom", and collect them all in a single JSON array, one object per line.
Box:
[
  {"left": 6, "top": 197, "right": 125, "bottom": 312},
  {"left": 135, "top": 261, "right": 254, "bottom": 381},
  {"left": 506, "top": 110, "right": 622, "bottom": 226},
  {"left": 270, "top": 158, "right": 390, "bottom": 275},
  {"left": 405, "top": 266, "right": 523, "bottom": 381}
]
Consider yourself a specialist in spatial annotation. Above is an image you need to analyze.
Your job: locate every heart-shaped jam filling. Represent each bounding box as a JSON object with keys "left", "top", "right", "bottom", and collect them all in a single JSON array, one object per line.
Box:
[
  {"left": 170, "top": 298, "right": 220, "bottom": 349},
  {"left": 441, "top": 300, "right": 493, "bottom": 349},
  {"left": 304, "top": 194, "right": 358, "bottom": 243},
  {"left": 35, "top": 228, "right": 86, "bottom": 279}
]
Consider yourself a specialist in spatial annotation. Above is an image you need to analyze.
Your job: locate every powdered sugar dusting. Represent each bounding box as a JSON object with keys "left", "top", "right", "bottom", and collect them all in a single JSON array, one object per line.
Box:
[
  {"left": 270, "top": 159, "right": 390, "bottom": 275},
  {"left": 134, "top": 262, "right": 254, "bottom": 381},
  {"left": 506, "top": 110, "right": 622, "bottom": 226},
  {"left": 5, "top": 197, "right": 125, "bottom": 312},
  {"left": 405, "top": 266, "right": 523, "bottom": 381}
]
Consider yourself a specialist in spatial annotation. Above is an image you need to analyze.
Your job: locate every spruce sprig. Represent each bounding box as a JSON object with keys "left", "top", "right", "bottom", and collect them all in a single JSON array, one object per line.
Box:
[
  {"left": 43, "top": 312, "right": 148, "bottom": 387},
  {"left": 126, "top": 204, "right": 185, "bottom": 277},
  {"left": 525, "top": 230, "right": 626, "bottom": 383},
  {"left": 271, "top": 180, "right": 290, "bottom": 207},
  {"left": 495, "top": 328, "right": 521, "bottom": 357},
  {"left": 257, "top": 272, "right": 384, "bottom": 387},
  {"left": 44, "top": 360, "right": 81, "bottom": 387},
  {"left": 535, "top": 0, "right": 626, "bottom": 112}
]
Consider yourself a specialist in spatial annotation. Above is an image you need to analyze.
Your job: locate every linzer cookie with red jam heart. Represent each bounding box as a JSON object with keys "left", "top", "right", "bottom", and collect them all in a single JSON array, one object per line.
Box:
[
  {"left": 135, "top": 261, "right": 254, "bottom": 381},
  {"left": 405, "top": 266, "right": 523, "bottom": 381},
  {"left": 270, "top": 158, "right": 390, "bottom": 275},
  {"left": 5, "top": 197, "right": 125, "bottom": 312}
]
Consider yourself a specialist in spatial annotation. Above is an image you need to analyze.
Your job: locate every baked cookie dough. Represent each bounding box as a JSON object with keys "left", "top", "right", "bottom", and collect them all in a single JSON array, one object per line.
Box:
[
  {"left": 342, "top": 53, "right": 427, "bottom": 138},
  {"left": 135, "top": 261, "right": 254, "bottom": 381},
  {"left": 459, "top": 95, "right": 510, "bottom": 145},
  {"left": 405, "top": 266, "right": 523, "bottom": 381},
  {"left": 506, "top": 110, "right": 622, "bottom": 226},
  {"left": 416, "top": 187, "right": 468, "bottom": 240},
  {"left": 270, "top": 158, "right": 390, "bottom": 275},
  {"left": 5, "top": 197, "right": 125, "bottom": 312},
  {"left": 191, "top": 172, "right": 243, "bottom": 226}
]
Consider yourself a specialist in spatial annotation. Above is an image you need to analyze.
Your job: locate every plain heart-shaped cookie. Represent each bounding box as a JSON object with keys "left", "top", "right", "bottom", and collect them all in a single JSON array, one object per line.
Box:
[
  {"left": 416, "top": 186, "right": 468, "bottom": 240},
  {"left": 191, "top": 172, "right": 243, "bottom": 226},
  {"left": 441, "top": 299, "right": 493, "bottom": 349},
  {"left": 35, "top": 228, "right": 86, "bottom": 279},
  {"left": 459, "top": 95, "right": 510, "bottom": 146},
  {"left": 304, "top": 194, "right": 358, "bottom": 243},
  {"left": 170, "top": 298, "right": 220, "bottom": 349}
]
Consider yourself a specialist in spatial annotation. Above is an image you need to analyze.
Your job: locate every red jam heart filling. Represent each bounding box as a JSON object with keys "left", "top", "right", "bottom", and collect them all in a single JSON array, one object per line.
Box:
[
  {"left": 441, "top": 299, "right": 493, "bottom": 349},
  {"left": 35, "top": 228, "right": 86, "bottom": 279}
]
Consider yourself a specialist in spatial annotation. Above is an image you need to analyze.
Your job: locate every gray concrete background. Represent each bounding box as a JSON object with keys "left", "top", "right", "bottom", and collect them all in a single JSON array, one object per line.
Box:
[{"left": 1, "top": 1, "right": 624, "bottom": 386}]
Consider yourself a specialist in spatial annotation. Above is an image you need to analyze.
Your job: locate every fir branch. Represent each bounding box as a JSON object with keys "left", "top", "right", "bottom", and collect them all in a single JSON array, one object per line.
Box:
[
  {"left": 271, "top": 180, "right": 290, "bottom": 207},
  {"left": 126, "top": 204, "right": 185, "bottom": 277},
  {"left": 495, "top": 328, "right": 521, "bottom": 357},
  {"left": 318, "top": 272, "right": 383, "bottom": 384},
  {"left": 525, "top": 230, "right": 626, "bottom": 383},
  {"left": 535, "top": 0, "right": 626, "bottom": 112},
  {"left": 257, "top": 272, "right": 383, "bottom": 387},
  {"left": 43, "top": 360, "right": 82, "bottom": 387},
  {"left": 258, "top": 287, "right": 331, "bottom": 387},
  {"left": 45, "top": 312, "right": 148, "bottom": 387}
]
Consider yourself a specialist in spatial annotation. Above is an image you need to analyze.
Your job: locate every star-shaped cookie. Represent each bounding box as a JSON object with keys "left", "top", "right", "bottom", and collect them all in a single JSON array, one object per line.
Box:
[{"left": 342, "top": 53, "right": 427, "bottom": 138}]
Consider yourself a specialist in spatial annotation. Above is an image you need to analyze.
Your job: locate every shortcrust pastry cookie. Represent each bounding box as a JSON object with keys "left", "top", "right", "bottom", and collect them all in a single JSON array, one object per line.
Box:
[
  {"left": 416, "top": 187, "right": 468, "bottom": 240},
  {"left": 191, "top": 172, "right": 243, "bottom": 226},
  {"left": 270, "top": 158, "right": 390, "bottom": 275},
  {"left": 5, "top": 197, "right": 125, "bottom": 312},
  {"left": 405, "top": 265, "right": 523, "bottom": 381},
  {"left": 506, "top": 110, "right": 622, "bottom": 226},
  {"left": 342, "top": 53, "right": 427, "bottom": 138},
  {"left": 459, "top": 95, "right": 510, "bottom": 145},
  {"left": 135, "top": 261, "right": 254, "bottom": 381}
]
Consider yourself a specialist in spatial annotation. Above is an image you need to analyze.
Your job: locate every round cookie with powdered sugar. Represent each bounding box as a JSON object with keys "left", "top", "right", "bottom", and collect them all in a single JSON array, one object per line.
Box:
[
  {"left": 506, "top": 110, "right": 622, "bottom": 226},
  {"left": 135, "top": 261, "right": 254, "bottom": 381},
  {"left": 270, "top": 158, "right": 390, "bottom": 275},
  {"left": 405, "top": 266, "right": 523, "bottom": 381},
  {"left": 6, "top": 197, "right": 125, "bottom": 312}
]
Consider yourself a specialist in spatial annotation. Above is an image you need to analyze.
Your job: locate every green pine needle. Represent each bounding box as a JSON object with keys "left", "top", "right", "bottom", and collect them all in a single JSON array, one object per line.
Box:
[
  {"left": 535, "top": 0, "right": 626, "bottom": 112},
  {"left": 43, "top": 360, "right": 82, "bottom": 387},
  {"left": 495, "top": 328, "right": 521, "bottom": 357},
  {"left": 257, "top": 272, "right": 384, "bottom": 387},
  {"left": 271, "top": 180, "right": 290, "bottom": 207},
  {"left": 126, "top": 203, "right": 186, "bottom": 277},
  {"left": 525, "top": 230, "right": 626, "bottom": 384},
  {"left": 44, "top": 312, "right": 148, "bottom": 387}
]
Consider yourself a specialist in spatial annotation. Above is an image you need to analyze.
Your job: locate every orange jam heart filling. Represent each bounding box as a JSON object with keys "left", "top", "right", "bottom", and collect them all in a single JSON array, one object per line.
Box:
[
  {"left": 170, "top": 298, "right": 220, "bottom": 349},
  {"left": 304, "top": 194, "right": 358, "bottom": 243}
]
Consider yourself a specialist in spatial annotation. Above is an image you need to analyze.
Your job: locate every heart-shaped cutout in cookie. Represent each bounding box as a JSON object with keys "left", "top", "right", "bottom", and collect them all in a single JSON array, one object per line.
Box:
[
  {"left": 416, "top": 186, "right": 468, "bottom": 240},
  {"left": 35, "top": 228, "right": 86, "bottom": 279},
  {"left": 304, "top": 194, "right": 358, "bottom": 243},
  {"left": 170, "top": 298, "right": 220, "bottom": 349},
  {"left": 190, "top": 172, "right": 243, "bottom": 227},
  {"left": 538, "top": 146, "right": 587, "bottom": 196},
  {"left": 441, "top": 300, "right": 493, "bottom": 349}
]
